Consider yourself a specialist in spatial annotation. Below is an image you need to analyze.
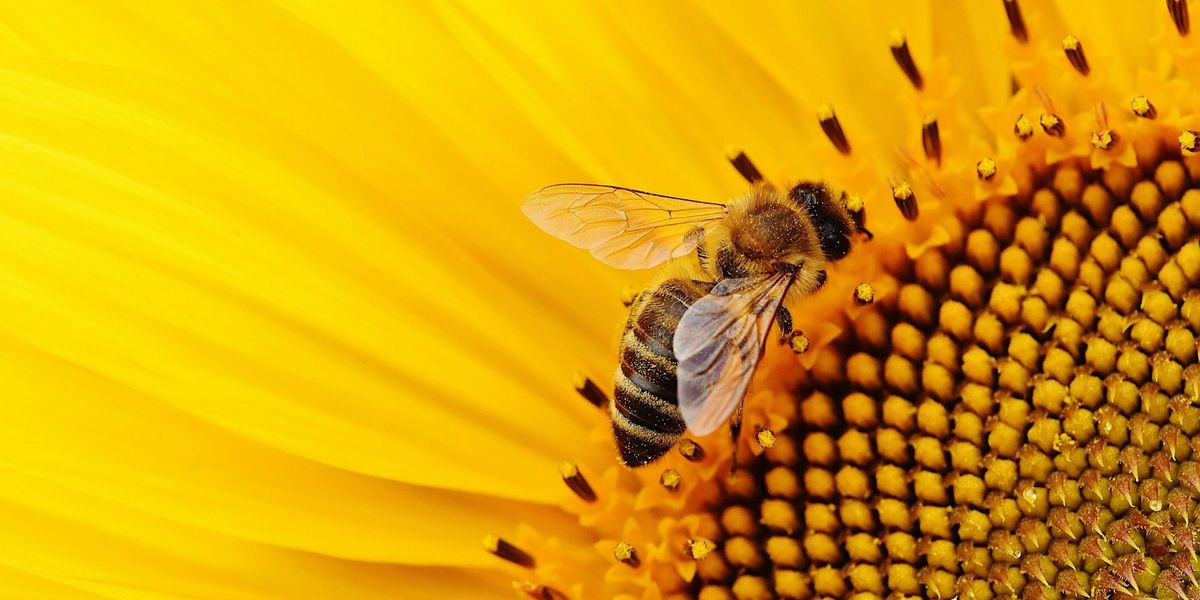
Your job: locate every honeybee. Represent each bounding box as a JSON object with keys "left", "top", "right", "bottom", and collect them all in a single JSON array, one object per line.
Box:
[{"left": 523, "top": 181, "right": 861, "bottom": 466}]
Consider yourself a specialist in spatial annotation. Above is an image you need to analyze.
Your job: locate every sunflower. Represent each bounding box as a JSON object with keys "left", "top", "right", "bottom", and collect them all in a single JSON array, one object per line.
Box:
[{"left": 0, "top": 1, "right": 1194, "bottom": 599}]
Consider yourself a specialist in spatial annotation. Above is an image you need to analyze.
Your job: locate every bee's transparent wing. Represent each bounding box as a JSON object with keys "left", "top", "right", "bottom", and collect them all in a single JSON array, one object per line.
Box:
[
  {"left": 522, "top": 183, "right": 727, "bottom": 270},
  {"left": 673, "top": 272, "right": 793, "bottom": 436}
]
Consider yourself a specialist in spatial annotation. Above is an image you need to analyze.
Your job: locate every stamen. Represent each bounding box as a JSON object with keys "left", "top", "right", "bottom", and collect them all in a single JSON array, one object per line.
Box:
[
  {"left": 613, "top": 542, "right": 640, "bottom": 568},
  {"left": 842, "top": 192, "right": 870, "bottom": 238},
  {"left": 726, "top": 148, "right": 763, "bottom": 184},
  {"left": 1169, "top": 0, "right": 1191, "bottom": 36},
  {"left": 1131, "top": 95, "right": 1157, "bottom": 119},
  {"left": 787, "top": 330, "right": 809, "bottom": 354},
  {"left": 977, "top": 157, "right": 998, "bottom": 181},
  {"left": 513, "top": 582, "right": 569, "bottom": 600},
  {"left": 817, "top": 105, "right": 852, "bottom": 155},
  {"left": 483, "top": 535, "right": 536, "bottom": 568},
  {"left": 620, "top": 285, "right": 640, "bottom": 307},
  {"left": 921, "top": 114, "right": 942, "bottom": 164},
  {"left": 1181, "top": 130, "right": 1200, "bottom": 153},
  {"left": 660, "top": 468, "right": 681, "bottom": 491},
  {"left": 1091, "top": 129, "right": 1116, "bottom": 150},
  {"left": 889, "top": 31, "right": 924, "bottom": 89},
  {"left": 1040, "top": 113, "right": 1065, "bottom": 137},
  {"left": 755, "top": 427, "right": 776, "bottom": 449},
  {"left": 1004, "top": 0, "right": 1029, "bottom": 42},
  {"left": 1014, "top": 115, "right": 1034, "bottom": 140},
  {"left": 677, "top": 438, "right": 706, "bottom": 461},
  {"left": 687, "top": 538, "right": 716, "bottom": 560},
  {"left": 892, "top": 179, "right": 919, "bottom": 220},
  {"left": 559, "top": 462, "right": 596, "bottom": 502},
  {"left": 572, "top": 373, "right": 608, "bottom": 408},
  {"left": 1090, "top": 103, "right": 1116, "bottom": 150},
  {"left": 1062, "top": 35, "right": 1090, "bottom": 75},
  {"left": 854, "top": 282, "right": 876, "bottom": 304}
]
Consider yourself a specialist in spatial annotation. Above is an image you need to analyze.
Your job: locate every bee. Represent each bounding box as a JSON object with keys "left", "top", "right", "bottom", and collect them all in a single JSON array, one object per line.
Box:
[{"left": 523, "top": 181, "right": 862, "bottom": 466}]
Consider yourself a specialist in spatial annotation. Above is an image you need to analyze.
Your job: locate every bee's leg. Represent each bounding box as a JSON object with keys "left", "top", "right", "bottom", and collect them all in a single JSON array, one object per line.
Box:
[
  {"left": 859, "top": 226, "right": 875, "bottom": 240},
  {"left": 695, "top": 238, "right": 711, "bottom": 275},
  {"left": 776, "top": 306, "right": 793, "bottom": 343}
]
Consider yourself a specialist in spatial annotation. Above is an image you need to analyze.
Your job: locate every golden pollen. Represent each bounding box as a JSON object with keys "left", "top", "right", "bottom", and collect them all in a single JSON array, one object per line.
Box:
[
  {"left": 1004, "top": 0, "right": 1028, "bottom": 43},
  {"left": 854, "top": 282, "right": 875, "bottom": 304},
  {"left": 787, "top": 330, "right": 809, "bottom": 354},
  {"left": 892, "top": 180, "right": 919, "bottom": 221},
  {"left": 755, "top": 427, "right": 776, "bottom": 449},
  {"left": 1014, "top": 114, "right": 1035, "bottom": 139},
  {"left": 725, "top": 148, "right": 763, "bottom": 184},
  {"left": 482, "top": 534, "right": 536, "bottom": 568},
  {"left": 1061, "top": 34, "right": 1090, "bottom": 75},
  {"left": 889, "top": 30, "right": 924, "bottom": 89},
  {"left": 1131, "top": 95, "right": 1158, "bottom": 119},
  {"left": 687, "top": 537, "right": 716, "bottom": 560},
  {"left": 1180, "top": 129, "right": 1200, "bottom": 152},
  {"left": 921, "top": 114, "right": 942, "bottom": 164},
  {"left": 842, "top": 192, "right": 863, "bottom": 213},
  {"left": 613, "top": 541, "right": 640, "bottom": 567},
  {"left": 677, "top": 437, "right": 706, "bottom": 461},
  {"left": 1090, "top": 129, "right": 1116, "bottom": 150},
  {"left": 1040, "top": 113, "right": 1065, "bottom": 136},
  {"left": 817, "top": 104, "right": 852, "bottom": 155},
  {"left": 977, "top": 157, "right": 998, "bottom": 181},
  {"left": 572, "top": 373, "right": 608, "bottom": 408},
  {"left": 559, "top": 462, "right": 597, "bottom": 503},
  {"left": 1169, "top": 0, "right": 1191, "bottom": 36},
  {"left": 659, "top": 468, "right": 681, "bottom": 491}
]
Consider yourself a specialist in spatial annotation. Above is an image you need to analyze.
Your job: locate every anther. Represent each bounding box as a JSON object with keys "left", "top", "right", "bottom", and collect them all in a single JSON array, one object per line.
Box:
[
  {"left": 1180, "top": 130, "right": 1200, "bottom": 153},
  {"left": 818, "top": 105, "right": 852, "bottom": 155},
  {"left": 483, "top": 535, "right": 536, "bottom": 568},
  {"left": 1004, "top": 0, "right": 1029, "bottom": 43},
  {"left": 572, "top": 374, "right": 608, "bottom": 408},
  {"left": 687, "top": 537, "right": 716, "bottom": 560},
  {"left": 889, "top": 31, "right": 924, "bottom": 89},
  {"left": 1062, "top": 35, "right": 1090, "bottom": 75},
  {"left": 756, "top": 427, "right": 776, "bottom": 450},
  {"left": 788, "top": 330, "right": 810, "bottom": 354},
  {"left": 513, "top": 582, "right": 569, "bottom": 600},
  {"left": 559, "top": 462, "right": 596, "bottom": 503},
  {"left": 1014, "top": 115, "right": 1034, "bottom": 140},
  {"left": 677, "top": 438, "right": 706, "bottom": 462},
  {"left": 1131, "top": 96, "right": 1157, "bottom": 119},
  {"left": 726, "top": 148, "right": 763, "bottom": 184},
  {"left": 977, "top": 158, "right": 998, "bottom": 181},
  {"left": 921, "top": 114, "right": 942, "bottom": 164},
  {"left": 1169, "top": 0, "right": 1190, "bottom": 36},
  {"left": 1091, "top": 129, "right": 1116, "bottom": 150},
  {"left": 1040, "top": 113, "right": 1065, "bottom": 137},
  {"left": 854, "top": 282, "right": 876, "bottom": 304},
  {"left": 613, "top": 542, "right": 640, "bottom": 568},
  {"left": 660, "top": 468, "right": 681, "bottom": 491},
  {"left": 892, "top": 180, "right": 919, "bottom": 220}
]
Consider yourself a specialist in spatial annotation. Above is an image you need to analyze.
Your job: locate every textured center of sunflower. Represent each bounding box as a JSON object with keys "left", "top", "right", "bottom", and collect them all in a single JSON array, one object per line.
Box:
[{"left": 695, "top": 158, "right": 1200, "bottom": 600}]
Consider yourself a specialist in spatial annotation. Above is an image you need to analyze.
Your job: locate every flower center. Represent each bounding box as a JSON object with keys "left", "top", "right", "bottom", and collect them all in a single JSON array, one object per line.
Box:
[{"left": 691, "top": 158, "right": 1200, "bottom": 599}]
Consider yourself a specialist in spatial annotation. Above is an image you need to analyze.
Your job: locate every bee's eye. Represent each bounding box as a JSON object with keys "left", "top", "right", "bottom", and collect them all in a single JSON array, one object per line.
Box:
[{"left": 820, "top": 231, "right": 851, "bottom": 261}]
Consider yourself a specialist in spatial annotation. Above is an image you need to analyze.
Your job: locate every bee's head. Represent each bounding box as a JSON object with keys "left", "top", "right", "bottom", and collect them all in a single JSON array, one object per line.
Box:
[{"left": 788, "top": 181, "right": 854, "bottom": 262}]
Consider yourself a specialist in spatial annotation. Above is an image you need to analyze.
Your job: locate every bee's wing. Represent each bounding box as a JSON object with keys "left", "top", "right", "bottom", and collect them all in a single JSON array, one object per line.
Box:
[
  {"left": 673, "top": 272, "right": 794, "bottom": 436},
  {"left": 522, "top": 183, "right": 727, "bottom": 270}
]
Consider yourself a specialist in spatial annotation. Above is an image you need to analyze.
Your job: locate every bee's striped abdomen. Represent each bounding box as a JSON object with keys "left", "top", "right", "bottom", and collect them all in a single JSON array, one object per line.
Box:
[{"left": 611, "top": 279, "right": 712, "bottom": 467}]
